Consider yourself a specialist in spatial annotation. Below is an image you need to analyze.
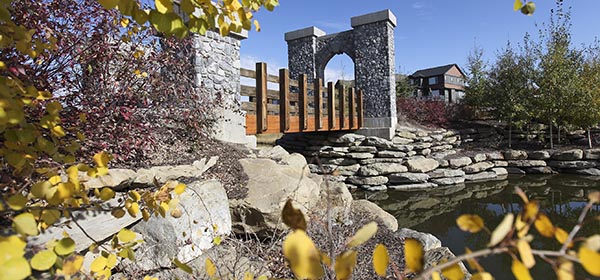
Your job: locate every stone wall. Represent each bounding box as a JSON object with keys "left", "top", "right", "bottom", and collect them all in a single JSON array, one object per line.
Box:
[
  {"left": 276, "top": 126, "right": 600, "bottom": 191},
  {"left": 192, "top": 30, "right": 256, "bottom": 147}
]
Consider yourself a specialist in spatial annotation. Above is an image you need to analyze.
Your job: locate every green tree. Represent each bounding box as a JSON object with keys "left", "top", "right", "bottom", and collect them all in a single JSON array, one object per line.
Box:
[
  {"left": 536, "top": 3, "right": 583, "bottom": 148},
  {"left": 396, "top": 73, "right": 415, "bottom": 98},
  {"left": 572, "top": 40, "right": 600, "bottom": 148},
  {"left": 486, "top": 42, "right": 531, "bottom": 148},
  {"left": 463, "top": 44, "right": 489, "bottom": 113}
]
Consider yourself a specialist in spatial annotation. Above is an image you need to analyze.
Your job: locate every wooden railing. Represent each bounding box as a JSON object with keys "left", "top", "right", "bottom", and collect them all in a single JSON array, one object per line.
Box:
[{"left": 241, "top": 62, "right": 364, "bottom": 135}]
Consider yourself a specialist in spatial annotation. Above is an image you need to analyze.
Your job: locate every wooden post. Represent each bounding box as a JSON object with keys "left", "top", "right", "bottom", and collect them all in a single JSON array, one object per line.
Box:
[
  {"left": 314, "top": 78, "right": 323, "bottom": 130},
  {"left": 349, "top": 87, "right": 356, "bottom": 129},
  {"left": 279, "top": 69, "right": 290, "bottom": 132},
  {"left": 327, "top": 81, "right": 336, "bottom": 130},
  {"left": 338, "top": 82, "right": 345, "bottom": 129},
  {"left": 256, "top": 62, "right": 267, "bottom": 133},
  {"left": 357, "top": 89, "right": 364, "bottom": 128},
  {"left": 299, "top": 74, "right": 308, "bottom": 131}
]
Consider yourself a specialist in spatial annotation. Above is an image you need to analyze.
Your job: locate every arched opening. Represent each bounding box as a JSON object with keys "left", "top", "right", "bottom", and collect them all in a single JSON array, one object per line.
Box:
[{"left": 323, "top": 53, "right": 355, "bottom": 84}]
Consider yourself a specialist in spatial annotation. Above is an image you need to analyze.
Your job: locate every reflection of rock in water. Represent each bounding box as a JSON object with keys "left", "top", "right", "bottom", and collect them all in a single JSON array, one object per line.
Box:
[{"left": 379, "top": 180, "right": 509, "bottom": 228}]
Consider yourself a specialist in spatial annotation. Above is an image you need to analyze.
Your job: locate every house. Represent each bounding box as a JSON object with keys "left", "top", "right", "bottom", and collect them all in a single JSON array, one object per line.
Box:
[{"left": 408, "top": 64, "right": 467, "bottom": 103}]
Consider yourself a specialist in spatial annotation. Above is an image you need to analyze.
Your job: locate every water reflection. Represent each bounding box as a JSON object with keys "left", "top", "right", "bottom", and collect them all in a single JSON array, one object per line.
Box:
[{"left": 356, "top": 174, "right": 600, "bottom": 279}]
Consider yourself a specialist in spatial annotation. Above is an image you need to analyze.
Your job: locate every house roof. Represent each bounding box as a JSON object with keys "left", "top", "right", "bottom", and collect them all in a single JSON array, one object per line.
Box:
[{"left": 409, "top": 64, "right": 466, "bottom": 78}]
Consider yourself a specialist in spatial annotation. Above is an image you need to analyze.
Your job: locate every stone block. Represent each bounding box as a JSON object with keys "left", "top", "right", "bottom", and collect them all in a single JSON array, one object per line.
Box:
[
  {"left": 406, "top": 158, "right": 440, "bottom": 173},
  {"left": 503, "top": 150, "right": 528, "bottom": 160},
  {"left": 584, "top": 149, "right": 600, "bottom": 160},
  {"left": 507, "top": 160, "right": 547, "bottom": 167},
  {"left": 388, "top": 172, "right": 430, "bottom": 184},
  {"left": 377, "top": 150, "right": 407, "bottom": 158},
  {"left": 358, "top": 163, "right": 408, "bottom": 176},
  {"left": 552, "top": 149, "right": 584, "bottom": 160},
  {"left": 388, "top": 182, "right": 437, "bottom": 190},
  {"left": 449, "top": 157, "right": 472, "bottom": 168},
  {"left": 462, "top": 161, "right": 495, "bottom": 174},
  {"left": 347, "top": 176, "right": 389, "bottom": 185},
  {"left": 428, "top": 169, "right": 466, "bottom": 178},
  {"left": 528, "top": 150, "right": 551, "bottom": 160},
  {"left": 464, "top": 171, "right": 497, "bottom": 181}
]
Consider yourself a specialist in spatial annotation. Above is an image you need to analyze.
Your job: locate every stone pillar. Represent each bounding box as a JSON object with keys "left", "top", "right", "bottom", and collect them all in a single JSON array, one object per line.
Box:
[
  {"left": 284, "top": 27, "right": 326, "bottom": 81},
  {"left": 352, "top": 10, "right": 397, "bottom": 140},
  {"left": 192, "top": 30, "right": 256, "bottom": 147}
]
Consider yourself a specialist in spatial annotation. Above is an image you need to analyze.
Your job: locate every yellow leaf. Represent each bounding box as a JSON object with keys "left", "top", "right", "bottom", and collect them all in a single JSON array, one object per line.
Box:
[
  {"left": 586, "top": 235, "right": 600, "bottom": 251},
  {"left": 334, "top": 250, "right": 357, "bottom": 280},
  {"left": 404, "top": 238, "right": 424, "bottom": 273},
  {"left": 7, "top": 194, "right": 27, "bottom": 210},
  {"left": 555, "top": 227, "right": 571, "bottom": 248},
  {"left": 464, "top": 247, "right": 484, "bottom": 272},
  {"left": 205, "top": 257, "right": 217, "bottom": 277},
  {"left": 54, "top": 237, "right": 75, "bottom": 256},
  {"left": 347, "top": 222, "right": 377, "bottom": 248},
  {"left": 60, "top": 254, "right": 84, "bottom": 276},
  {"left": 13, "top": 212, "right": 39, "bottom": 236},
  {"left": 129, "top": 190, "right": 141, "bottom": 202},
  {"left": 441, "top": 261, "right": 465, "bottom": 280},
  {"left": 282, "top": 230, "right": 324, "bottom": 279},
  {"left": 244, "top": 271, "right": 254, "bottom": 280},
  {"left": 180, "top": 0, "right": 195, "bottom": 14},
  {"left": 111, "top": 208, "right": 126, "bottom": 218},
  {"left": 372, "top": 244, "right": 389, "bottom": 277},
  {"left": 556, "top": 260, "right": 574, "bottom": 280},
  {"left": 31, "top": 181, "right": 52, "bottom": 198},
  {"left": 155, "top": 0, "right": 173, "bottom": 13},
  {"left": 456, "top": 214, "right": 484, "bottom": 233},
  {"left": 522, "top": 201, "right": 539, "bottom": 222},
  {"left": 514, "top": 0, "right": 523, "bottom": 11},
  {"left": 281, "top": 199, "right": 306, "bottom": 231},
  {"left": 40, "top": 209, "right": 61, "bottom": 227},
  {"left": 432, "top": 272, "right": 442, "bottom": 280},
  {"left": 117, "top": 228, "right": 136, "bottom": 243},
  {"left": 489, "top": 213, "right": 514, "bottom": 247},
  {"left": 90, "top": 256, "right": 107, "bottom": 272},
  {"left": 51, "top": 125, "right": 66, "bottom": 137},
  {"left": 256, "top": 276, "right": 268, "bottom": 280},
  {"left": 99, "top": 187, "right": 115, "bottom": 201},
  {"left": 120, "top": 17, "right": 129, "bottom": 27},
  {"left": 472, "top": 272, "right": 494, "bottom": 280},
  {"left": 0, "top": 256, "right": 31, "bottom": 280},
  {"left": 93, "top": 151, "right": 110, "bottom": 167},
  {"left": 212, "top": 236, "right": 222, "bottom": 245},
  {"left": 534, "top": 213, "right": 555, "bottom": 238},
  {"left": 98, "top": 0, "right": 119, "bottom": 9},
  {"left": 511, "top": 259, "right": 533, "bottom": 280},
  {"left": 30, "top": 249, "right": 57, "bottom": 271},
  {"left": 49, "top": 175, "right": 62, "bottom": 185},
  {"left": 253, "top": 19, "right": 260, "bottom": 32},
  {"left": 579, "top": 246, "right": 600, "bottom": 276},
  {"left": 320, "top": 252, "right": 331, "bottom": 267},
  {"left": 515, "top": 213, "right": 530, "bottom": 238},
  {"left": 173, "top": 183, "right": 186, "bottom": 195},
  {"left": 173, "top": 258, "right": 193, "bottom": 274},
  {"left": 127, "top": 201, "right": 140, "bottom": 217},
  {"left": 588, "top": 191, "right": 600, "bottom": 204},
  {"left": 106, "top": 253, "right": 118, "bottom": 268},
  {"left": 517, "top": 240, "right": 535, "bottom": 268},
  {"left": 142, "top": 208, "right": 150, "bottom": 221}
]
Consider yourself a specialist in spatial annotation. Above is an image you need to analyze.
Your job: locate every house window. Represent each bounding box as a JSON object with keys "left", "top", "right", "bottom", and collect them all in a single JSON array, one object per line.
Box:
[
  {"left": 431, "top": 89, "right": 440, "bottom": 97},
  {"left": 428, "top": 76, "right": 437, "bottom": 85}
]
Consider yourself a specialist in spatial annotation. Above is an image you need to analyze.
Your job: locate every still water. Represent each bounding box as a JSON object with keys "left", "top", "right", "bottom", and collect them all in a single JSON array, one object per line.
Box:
[{"left": 356, "top": 175, "right": 600, "bottom": 279}]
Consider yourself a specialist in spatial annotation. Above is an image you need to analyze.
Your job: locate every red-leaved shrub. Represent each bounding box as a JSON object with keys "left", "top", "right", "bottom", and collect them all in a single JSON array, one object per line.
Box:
[{"left": 397, "top": 97, "right": 457, "bottom": 127}]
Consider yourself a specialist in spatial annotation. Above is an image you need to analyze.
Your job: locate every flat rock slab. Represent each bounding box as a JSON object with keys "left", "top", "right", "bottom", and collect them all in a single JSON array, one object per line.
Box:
[
  {"left": 428, "top": 168, "right": 465, "bottom": 179},
  {"left": 462, "top": 161, "right": 495, "bottom": 174},
  {"left": 584, "top": 149, "right": 600, "bottom": 160},
  {"left": 347, "top": 175, "right": 389, "bottom": 186},
  {"left": 388, "top": 182, "right": 437, "bottom": 190},
  {"left": 548, "top": 160, "right": 597, "bottom": 169},
  {"left": 376, "top": 151, "right": 407, "bottom": 158},
  {"left": 358, "top": 163, "right": 408, "bottom": 176},
  {"left": 430, "top": 176, "right": 465, "bottom": 185},
  {"left": 464, "top": 171, "right": 498, "bottom": 181},
  {"left": 504, "top": 150, "right": 528, "bottom": 160},
  {"left": 388, "top": 172, "right": 431, "bottom": 184},
  {"left": 552, "top": 149, "right": 584, "bottom": 160},
  {"left": 507, "top": 160, "right": 547, "bottom": 167},
  {"left": 449, "top": 157, "right": 472, "bottom": 168},
  {"left": 406, "top": 158, "right": 440, "bottom": 173},
  {"left": 528, "top": 150, "right": 551, "bottom": 160}
]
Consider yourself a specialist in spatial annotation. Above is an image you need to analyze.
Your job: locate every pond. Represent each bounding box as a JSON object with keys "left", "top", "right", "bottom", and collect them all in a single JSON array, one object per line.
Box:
[{"left": 356, "top": 174, "right": 600, "bottom": 279}]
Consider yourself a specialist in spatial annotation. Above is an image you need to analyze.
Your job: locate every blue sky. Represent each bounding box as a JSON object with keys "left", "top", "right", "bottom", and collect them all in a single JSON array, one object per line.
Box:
[{"left": 239, "top": 0, "right": 600, "bottom": 82}]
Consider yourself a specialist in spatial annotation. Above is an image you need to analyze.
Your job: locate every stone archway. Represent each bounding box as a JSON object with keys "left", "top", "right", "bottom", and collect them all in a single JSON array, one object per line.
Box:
[{"left": 285, "top": 10, "right": 397, "bottom": 139}]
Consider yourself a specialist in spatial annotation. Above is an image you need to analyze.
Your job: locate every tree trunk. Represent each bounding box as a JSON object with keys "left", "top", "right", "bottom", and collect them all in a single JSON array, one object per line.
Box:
[
  {"left": 526, "top": 123, "right": 530, "bottom": 143},
  {"left": 508, "top": 119, "right": 512, "bottom": 148},
  {"left": 549, "top": 120, "right": 554, "bottom": 149},
  {"left": 589, "top": 128, "right": 593, "bottom": 149},
  {"left": 557, "top": 125, "right": 561, "bottom": 145}
]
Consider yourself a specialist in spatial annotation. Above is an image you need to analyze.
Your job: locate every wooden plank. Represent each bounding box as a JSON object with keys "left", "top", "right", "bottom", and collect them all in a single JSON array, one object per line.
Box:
[
  {"left": 327, "top": 81, "right": 336, "bottom": 130},
  {"left": 240, "top": 68, "right": 255, "bottom": 78},
  {"left": 246, "top": 114, "right": 356, "bottom": 135},
  {"left": 299, "top": 74, "right": 308, "bottom": 131},
  {"left": 358, "top": 89, "right": 364, "bottom": 128},
  {"left": 314, "top": 78, "right": 323, "bottom": 130},
  {"left": 279, "top": 69, "right": 290, "bottom": 132},
  {"left": 338, "top": 82, "right": 345, "bottom": 129},
  {"left": 256, "top": 62, "right": 268, "bottom": 133},
  {"left": 349, "top": 87, "right": 356, "bottom": 129}
]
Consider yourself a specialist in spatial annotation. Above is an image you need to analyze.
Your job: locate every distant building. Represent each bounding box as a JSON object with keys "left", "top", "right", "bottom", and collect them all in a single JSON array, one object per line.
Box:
[{"left": 408, "top": 64, "right": 466, "bottom": 103}]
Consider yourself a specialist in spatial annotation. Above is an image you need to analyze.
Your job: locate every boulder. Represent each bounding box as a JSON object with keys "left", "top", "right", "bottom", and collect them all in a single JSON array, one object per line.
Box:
[
  {"left": 424, "top": 247, "right": 470, "bottom": 278},
  {"left": 351, "top": 200, "right": 398, "bottom": 232},
  {"left": 257, "top": 145, "right": 289, "bottom": 161},
  {"left": 347, "top": 176, "right": 389, "bottom": 186},
  {"left": 528, "top": 150, "right": 551, "bottom": 160},
  {"left": 349, "top": 146, "right": 378, "bottom": 153},
  {"left": 552, "top": 149, "right": 584, "bottom": 160},
  {"left": 320, "top": 158, "right": 358, "bottom": 166},
  {"left": 503, "top": 150, "right": 528, "bottom": 160},
  {"left": 335, "top": 164, "right": 361, "bottom": 176},
  {"left": 492, "top": 167, "right": 508, "bottom": 176},
  {"left": 428, "top": 168, "right": 465, "bottom": 178},
  {"left": 396, "top": 131, "right": 417, "bottom": 139},
  {"left": 388, "top": 183, "right": 437, "bottom": 190},
  {"left": 506, "top": 167, "right": 527, "bottom": 174},
  {"left": 81, "top": 168, "right": 137, "bottom": 190},
  {"left": 328, "top": 133, "right": 366, "bottom": 144},
  {"left": 406, "top": 158, "right": 440, "bottom": 173},
  {"left": 472, "top": 153, "right": 487, "bottom": 162},
  {"left": 391, "top": 144, "right": 414, "bottom": 152},
  {"left": 584, "top": 149, "right": 600, "bottom": 160},
  {"left": 316, "top": 180, "right": 353, "bottom": 222},
  {"left": 430, "top": 177, "right": 465, "bottom": 185},
  {"left": 362, "top": 136, "right": 395, "bottom": 149},
  {"left": 396, "top": 228, "right": 441, "bottom": 251},
  {"left": 493, "top": 160, "right": 509, "bottom": 167},
  {"left": 281, "top": 153, "right": 308, "bottom": 170},
  {"left": 388, "top": 172, "right": 430, "bottom": 184},
  {"left": 360, "top": 185, "right": 388, "bottom": 191},
  {"left": 486, "top": 151, "right": 505, "bottom": 160},
  {"left": 391, "top": 137, "right": 414, "bottom": 145},
  {"left": 464, "top": 171, "right": 497, "bottom": 181},
  {"left": 134, "top": 157, "right": 218, "bottom": 185},
  {"left": 132, "top": 180, "right": 231, "bottom": 267},
  {"left": 462, "top": 161, "right": 495, "bottom": 174},
  {"left": 231, "top": 158, "right": 321, "bottom": 237},
  {"left": 525, "top": 167, "right": 556, "bottom": 174},
  {"left": 358, "top": 163, "right": 408, "bottom": 176},
  {"left": 449, "top": 157, "right": 472, "bottom": 168},
  {"left": 346, "top": 152, "right": 375, "bottom": 159},
  {"left": 507, "top": 160, "right": 547, "bottom": 167},
  {"left": 548, "top": 160, "right": 597, "bottom": 169},
  {"left": 377, "top": 151, "right": 407, "bottom": 158},
  {"left": 319, "top": 151, "right": 346, "bottom": 158}
]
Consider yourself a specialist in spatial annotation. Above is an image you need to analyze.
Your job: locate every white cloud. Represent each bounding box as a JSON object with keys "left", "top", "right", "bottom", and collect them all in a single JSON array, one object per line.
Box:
[
  {"left": 412, "top": 2, "right": 425, "bottom": 9},
  {"left": 240, "top": 54, "right": 286, "bottom": 90},
  {"left": 315, "top": 20, "right": 347, "bottom": 32},
  {"left": 324, "top": 67, "right": 354, "bottom": 83}
]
